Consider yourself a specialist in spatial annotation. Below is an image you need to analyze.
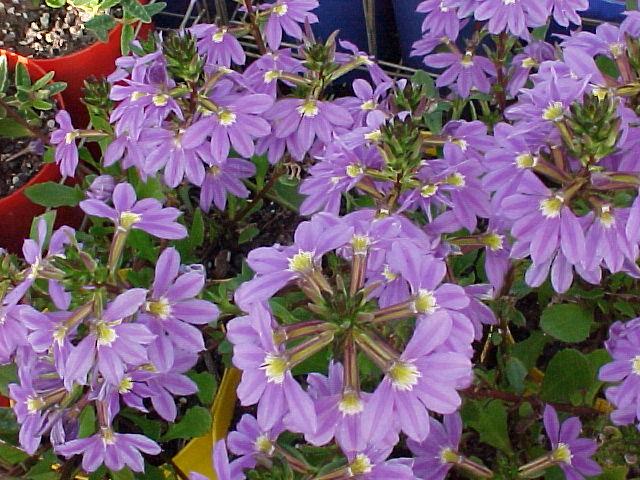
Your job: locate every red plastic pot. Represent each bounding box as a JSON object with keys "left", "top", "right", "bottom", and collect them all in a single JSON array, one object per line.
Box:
[
  {"left": 0, "top": 50, "right": 81, "bottom": 254},
  {"left": 31, "top": 12, "right": 153, "bottom": 127},
  {"left": 0, "top": 395, "right": 8, "bottom": 407}
]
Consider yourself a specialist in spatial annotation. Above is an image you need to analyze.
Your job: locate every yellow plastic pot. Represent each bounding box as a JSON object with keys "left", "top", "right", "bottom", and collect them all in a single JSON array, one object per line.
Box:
[{"left": 172, "top": 368, "right": 241, "bottom": 479}]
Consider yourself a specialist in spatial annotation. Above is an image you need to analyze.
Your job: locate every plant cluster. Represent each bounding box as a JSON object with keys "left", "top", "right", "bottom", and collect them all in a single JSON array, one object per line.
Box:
[{"left": 1, "top": 0, "right": 640, "bottom": 479}]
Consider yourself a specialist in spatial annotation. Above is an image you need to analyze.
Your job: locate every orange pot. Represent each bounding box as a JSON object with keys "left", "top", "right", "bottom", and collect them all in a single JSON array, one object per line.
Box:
[{"left": 0, "top": 50, "right": 81, "bottom": 253}]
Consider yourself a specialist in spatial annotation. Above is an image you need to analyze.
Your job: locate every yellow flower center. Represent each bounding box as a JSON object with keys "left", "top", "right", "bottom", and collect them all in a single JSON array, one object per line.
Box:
[
  {"left": 101, "top": 427, "right": 116, "bottom": 445},
  {"left": 288, "top": 250, "right": 314, "bottom": 273},
  {"left": 338, "top": 391, "right": 364, "bottom": 415},
  {"left": 360, "top": 100, "right": 376, "bottom": 111},
  {"left": 593, "top": 87, "right": 608, "bottom": 101},
  {"left": 552, "top": 443, "right": 573, "bottom": 464},
  {"left": 120, "top": 211, "right": 142, "bottom": 229},
  {"left": 440, "top": 447, "right": 460, "bottom": 464},
  {"left": 27, "top": 396, "right": 45, "bottom": 414},
  {"left": 348, "top": 454, "right": 373, "bottom": 475},
  {"left": 262, "top": 354, "right": 288, "bottom": 384},
  {"left": 599, "top": 205, "right": 615, "bottom": 229},
  {"left": 446, "top": 172, "right": 466, "bottom": 187},
  {"left": 414, "top": 289, "right": 438, "bottom": 314},
  {"left": 461, "top": 53, "right": 474, "bottom": 68},
  {"left": 388, "top": 361, "right": 421, "bottom": 391},
  {"left": 515, "top": 153, "right": 537, "bottom": 169},
  {"left": 382, "top": 264, "right": 397, "bottom": 283},
  {"left": 484, "top": 232, "right": 504, "bottom": 251},
  {"left": 152, "top": 94, "right": 169, "bottom": 107},
  {"left": 146, "top": 297, "right": 172, "bottom": 319},
  {"left": 218, "top": 109, "right": 237, "bottom": 126},
  {"left": 454, "top": 138, "right": 468, "bottom": 151},
  {"left": 53, "top": 325, "right": 67, "bottom": 346},
  {"left": 212, "top": 28, "right": 227, "bottom": 43},
  {"left": 264, "top": 70, "right": 281, "bottom": 83},
  {"left": 131, "top": 91, "right": 147, "bottom": 101},
  {"left": 522, "top": 57, "right": 537, "bottom": 68},
  {"left": 119, "top": 376, "right": 134, "bottom": 394},
  {"left": 346, "top": 164, "right": 363, "bottom": 178},
  {"left": 351, "top": 235, "right": 370, "bottom": 255},
  {"left": 364, "top": 129, "right": 382, "bottom": 142},
  {"left": 273, "top": 3, "right": 288, "bottom": 16},
  {"left": 254, "top": 434, "right": 275, "bottom": 455},
  {"left": 65, "top": 131, "right": 80, "bottom": 144},
  {"left": 542, "top": 101, "right": 565, "bottom": 122},
  {"left": 610, "top": 42, "right": 624, "bottom": 58},
  {"left": 632, "top": 355, "right": 640, "bottom": 375},
  {"left": 421, "top": 184, "right": 439, "bottom": 198},
  {"left": 96, "top": 322, "right": 118, "bottom": 347},
  {"left": 297, "top": 100, "right": 319, "bottom": 117},
  {"left": 439, "top": 1, "right": 449, "bottom": 12},
  {"left": 539, "top": 195, "right": 564, "bottom": 218}
]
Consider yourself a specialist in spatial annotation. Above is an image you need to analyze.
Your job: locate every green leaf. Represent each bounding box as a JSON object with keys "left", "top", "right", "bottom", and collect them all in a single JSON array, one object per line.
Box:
[
  {"left": 187, "top": 371, "right": 218, "bottom": 406},
  {"left": 238, "top": 225, "right": 260, "bottom": 245},
  {"left": 0, "top": 118, "right": 32, "bottom": 138},
  {"left": 78, "top": 405, "right": 96, "bottom": 438},
  {"left": 0, "top": 55, "right": 8, "bottom": 94},
  {"left": 109, "top": 467, "right": 135, "bottom": 480},
  {"left": 144, "top": 1, "right": 166, "bottom": 16},
  {"left": 15, "top": 63, "right": 31, "bottom": 89},
  {"left": 25, "top": 182, "right": 85, "bottom": 207},
  {"left": 161, "top": 406, "right": 211, "bottom": 441},
  {"left": 541, "top": 349, "right": 594, "bottom": 402},
  {"left": 512, "top": 331, "right": 550, "bottom": 370},
  {"left": 120, "top": 23, "right": 136, "bottom": 55},
  {"left": 540, "top": 303, "right": 593, "bottom": 343},
  {"left": 506, "top": 357, "right": 527, "bottom": 394},
  {"left": 119, "top": 410, "right": 162, "bottom": 441},
  {"left": 463, "top": 400, "right": 513, "bottom": 454},
  {"left": 0, "top": 364, "right": 17, "bottom": 396},
  {"left": 30, "top": 211, "right": 56, "bottom": 244},
  {"left": 85, "top": 15, "right": 117, "bottom": 42},
  {"left": 45, "top": 0, "right": 67, "bottom": 6},
  {"left": 31, "top": 71, "right": 55, "bottom": 92},
  {"left": 0, "top": 442, "right": 29, "bottom": 465},
  {"left": 122, "top": 0, "right": 152, "bottom": 22},
  {"left": 596, "top": 466, "right": 629, "bottom": 480}
]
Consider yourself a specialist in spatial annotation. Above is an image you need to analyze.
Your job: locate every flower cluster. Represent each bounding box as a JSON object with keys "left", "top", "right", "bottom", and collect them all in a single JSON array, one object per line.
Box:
[{"left": 2, "top": 181, "right": 219, "bottom": 472}]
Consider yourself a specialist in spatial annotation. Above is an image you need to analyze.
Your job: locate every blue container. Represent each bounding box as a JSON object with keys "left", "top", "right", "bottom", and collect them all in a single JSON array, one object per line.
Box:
[
  {"left": 392, "top": 0, "right": 423, "bottom": 68},
  {"left": 312, "top": 0, "right": 400, "bottom": 63},
  {"left": 582, "top": 0, "right": 626, "bottom": 24},
  {"left": 154, "top": 1, "right": 237, "bottom": 29}
]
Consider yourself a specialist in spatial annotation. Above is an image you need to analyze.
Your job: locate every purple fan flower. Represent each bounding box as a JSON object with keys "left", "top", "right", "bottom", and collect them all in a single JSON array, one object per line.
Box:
[
  {"left": 234, "top": 214, "right": 353, "bottom": 309},
  {"left": 547, "top": 0, "right": 588, "bottom": 27},
  {"left": 502, "top": 172, "right": 586, "bottom": 279},
  {"left": 599, "top": 320, "right": 640, "bottom": 428},
  {"left": 56, "top": 429, "right": 161, "bottom": 473},
  {"left": 80, "top": 182, "right": 187, "bottom": 240},
  {"left": 424, "top": 51, "right": 496, "bottom": 98},
  {"left": 227, "top": 303, "right": 317, "bottom": 435},
  {"left": 190, "top": 24, "right": 245, "bottom": 67},
  {"left": 300, "top": 144, "right": 384, "bottom": 215},
  {"left": 336, "top": 79, "right": 391, "bottom": 127},
  {"left": 141, "top": 247, "right": 219, "bottom": 353},
  {"left": 64, "top": 289, "right": 156, "bottom": 388},
  {"left": 51, "top": 111, "right": 80, "bottom": 178},
  {"left": 262, "top": 0, "right": 319, "bottom": 50},
  {"left": 243, "top": 49, "right": 305, "bottom": 96},
  {"left": 199, "top": 158, "right": 256, "bottom": 212},
  {"left": 417, "top": 0, "right": 461, "bottom": 39},
  {"left": 340, "top": 442, "right": 415, "bottom": 479},
  {"left": 541, "top": 405, "right": 602, "bottom": 479},
  {"left": 306, "top": 362, "right": 369, "bottom": 451},
  {"left": 227, "top": 414, "right": 284, "bottom": 469},
  {"left": 508, "top": 41, "right": 555, "bottom": 97},
  {"left": 142, "top": 126, "right": 210, "bottom": 188},
  {"left": 200, "top": 93, "right": 273, "bottom": 163},
  {"left": 266, "top": 98, "right": 352, "bottom": 160},
  {"left": 363, "top": 314, "right": 472, "bottom": 442},
  {"left": 192, "top": 440, "right": 246, "bottom": 480},
  {"left": 0, "top": 299, "right": 30, "bottom": 363},
  {"left": 474, "top": 0, "right": 550, "bottom": 38},
  {"left": 408, "top": 414, "right": 463, "bottom": 480},
  {"left": 87, "top": 175, "right": 115, "bottom": 201}
]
